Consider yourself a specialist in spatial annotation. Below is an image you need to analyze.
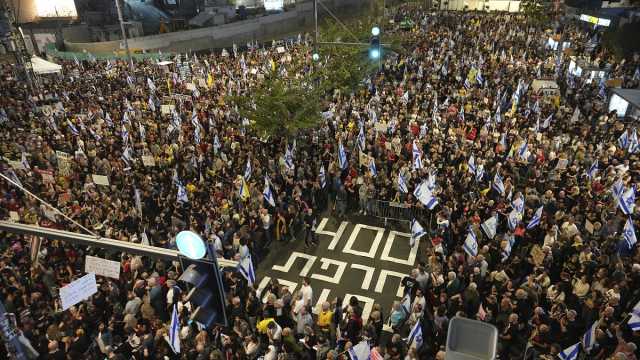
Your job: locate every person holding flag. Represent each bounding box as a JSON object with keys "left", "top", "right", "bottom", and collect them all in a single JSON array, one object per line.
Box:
[
  {"left": 410, "top": 218, "right": 426, "bottom": 248},
  {"left": 463, "top": 226, "right": 479, "bottom": 257},
  {"left": 338, "top": 141, "right": 348, "bottom": 171},
  {"left": 263, "top": 177, "right": 276, "bottom": 207}
]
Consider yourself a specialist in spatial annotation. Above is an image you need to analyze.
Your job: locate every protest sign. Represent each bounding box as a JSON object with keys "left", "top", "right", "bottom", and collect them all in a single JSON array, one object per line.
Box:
[
  {"left": 85, "top": 256, "right": 121, "bottom": 279},
  {"left": 59, "top": 273, "right": 98, "bottom": 311},
  {"left": 92, "top": 175, "right": 109, "bottom": 186},
  {"left": 142, "top": 155, "right": 156, "bottom": 167},
  {"left": 56, "top": 151, "right": 72, "bottom": 176}
]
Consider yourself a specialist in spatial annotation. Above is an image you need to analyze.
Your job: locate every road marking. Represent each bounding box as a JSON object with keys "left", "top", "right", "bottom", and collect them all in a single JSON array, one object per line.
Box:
[
  {"left": 349, "top": 263, "right": 375, "bottom": 290},
  {"left": 313, "top": 288, "right": 332, "bottom": 315},
  {"left": 256, "top": 276, "right": 271, "bottom": 299},
  {"left": 272, "top": 251, "right": 317, "bottom": 276},
  {"left": 342, "top": 224, "right": 385, "bottom": 258},
  {"left": 258, "top": 277, "right": 299, "bottom": 303},
  {"left": 380, "top": 230, "right": 419, "bottom": 266},
  {"left": 310, "top": 258, "right": 348, "bottom": 284},
  {"left": 374, "top": 269, "right": 406, "bottom": 298},
  {"left": 315, "top": 218, "right": 348, "bottom": 250},
  {"left": 343, "top": 293, "right": 375, "bottom": 324}
]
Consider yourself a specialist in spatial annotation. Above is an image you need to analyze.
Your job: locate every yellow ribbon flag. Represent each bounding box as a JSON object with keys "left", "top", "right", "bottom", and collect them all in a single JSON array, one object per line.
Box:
[
  {"left": 239, "top": 178, "right": 250, "bottom": 201},
  {"left": 207, "top": 73, "right": 214, "bottom": 88},
  {"left": 166, "top": 78, "right": 172, "bottom": 94}
]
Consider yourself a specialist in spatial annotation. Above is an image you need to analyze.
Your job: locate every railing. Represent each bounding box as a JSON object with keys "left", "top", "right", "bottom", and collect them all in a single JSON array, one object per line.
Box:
[{"left": 369, "top": 200, "right": 432, "bottom": 227}]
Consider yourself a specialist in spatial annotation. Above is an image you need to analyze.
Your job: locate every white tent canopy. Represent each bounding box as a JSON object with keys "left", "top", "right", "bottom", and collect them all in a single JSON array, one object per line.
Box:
[{"left": 31, "top": 56, "right": 62, "bottom": 74}]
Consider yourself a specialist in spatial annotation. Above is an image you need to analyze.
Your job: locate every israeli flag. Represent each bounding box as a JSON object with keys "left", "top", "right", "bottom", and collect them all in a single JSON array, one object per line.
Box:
[
  {"left": 541, "top": 114, "right": 552, "bottom": 129},
  {"left": 467, "top": 155, "right": 477, "bottom": 174},
  {"left": 481, "top": 216, "right": 497, "bottom": 240},
  {"left": 410, "top": 218, "right": 426, "bottom": 248},
  {"left": 526, "top": 206, "right": 544, "bottom": 230},
  {"left": 559, "top": 343, "right": 580, "bottom": 360},
  {"left": 139, "top": 123, "right": 146, "bottom": 141},
  {"left": 21, "top": 152, "right": 30, "bottom": 170},
  {"left": 618, "top": 130, "right": 630, "bottom": 150},
  {"left": 408, "top": 320, "right": 424, "bottom": 349},
  {"left": 458, "top": 107, "right": 465, "bottom": 122},
  {"left": 237, "top": 255, "right": 256, "bottom": 286},
  {"left": 398, "top": 173, "right": 409, "bottom": 194},
  {"left": 463, "top": 226, "right": 479, "bottom": 256},
  {"left": 623, "top": 217, "right": 637, "bottom": 249},
  {"left": 612, "top": 179, "right": 625, "bottom": 201},
  {"left": 244, "top": 159, "right": 252, "bottom": 181},
  {"left": 401, "top": 293, "right": 412, "bottom": 315},
  {"left": 357, "top": 125, "right": 366, "bottom": 151},
  {"left": 495, "top": 108, "right": 502, "bottom": 123},
  {"left": 147, "top": 96, "right": 156, "bottom": 112},
  {"left": 213, "top": 135, "right": 221, "bottom": 154},
  {"left": 582, "top": 321, "right": 598, "bottom": 352},
  {"left": 413, "top": 151, "right": 423, "bottom": 170},
  {"left": 147, "top": 77, "right": 156, "bottom": 92},
  {"left": 633, "top": 67, "right": 640, "bottom": 81},
  {"left": 517, "top": 140, "right": 528, "bottom": 160},
  {"left": 263, "top": 177, "right": 276, "bottom": 207},
  {"left": 105, "top": 113, "right": 113, "bottom": 127},
  {"left": 369, "top": 158, "right": 377, "bottom": 177},
  {"left": 619, "top": 186, "right": 636, "bottom": 215},
  {"left": 401, "top": 91, "right": 409, "bottom": 104},
  {"left": 532, "top": 100, "right": 540, "bottom": 114},
  {"left": 476, "top": 70, "right": 484, "bottom": 85},
  {"left": 501, "top": 233, "right": 515, "bottom": 262},
  {"left": 121, "top": 124, "right": 129, "bottom": 146},
  {"left": 67, "top": 120, "right": 79, "bottom": 136},
  {"left": 464, "top": 77, "right": 472, "bottom": 89},
  {"left": 492, "top": 173, "right": 505, "bottom": 196},
  {"left": 629, "top": 129, "right": 640, "bottom": 154},
  {"left": 587, "top": 160, "right": 598, "bottom": 180},
  {"left": 338, "top": 142, "right": 348, "bottom": 170},
  {"left": 176, "top": 181, "right": 189, "bottom": 203},
  {"left": 193, "top": 126, "right": 201, "bottom": 145},
  {"left": 500, "top": 133, "right": 507, "bottom": 150},
  {"left": 319, "top": 165, "right": 327, "bottom": 188},
  {"left": 168, "top": 304, "right": 181, "bottom": 353},
  {"left": 512, "top": 196, "right": 524, "bottom": 214},
  {"left": 285, "top": 146, "right": 295, "bottom": 170},
  {"left": 627, "top": 300, "right": 640, "bottom": 331},
  {"left": 348, "top": 341, "right": 371, "bottom": 360}
]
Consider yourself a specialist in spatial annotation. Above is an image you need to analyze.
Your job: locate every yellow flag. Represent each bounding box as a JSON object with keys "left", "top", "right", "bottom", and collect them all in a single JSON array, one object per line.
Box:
[
  {"left": 207, "top": 73, "right": 213, "bottom": 88},
  {"left": 166, "top": 78, "right": 172, "bottom": 94},
  {"left": 240, "top": 179, "right": 250, "bottom": 201}
]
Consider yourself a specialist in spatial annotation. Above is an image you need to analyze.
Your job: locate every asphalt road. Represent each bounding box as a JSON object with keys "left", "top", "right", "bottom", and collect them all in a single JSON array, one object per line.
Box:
[{"left": 255, "top": 214, "right": 424, "bottom": 324}]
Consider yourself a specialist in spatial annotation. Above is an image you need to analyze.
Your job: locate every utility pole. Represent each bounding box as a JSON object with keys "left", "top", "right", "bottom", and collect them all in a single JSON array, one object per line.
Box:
[
  {"left": 115, "top": 0, "right": 134, "bottom": 70},
  {"left": 314, "top": 0, "right": 319, "bottom": 47}
]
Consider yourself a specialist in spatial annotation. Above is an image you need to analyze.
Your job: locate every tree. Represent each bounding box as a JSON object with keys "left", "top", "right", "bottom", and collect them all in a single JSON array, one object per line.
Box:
[{"left": 520, "top": 0, "right": 552, "bottom": 24}]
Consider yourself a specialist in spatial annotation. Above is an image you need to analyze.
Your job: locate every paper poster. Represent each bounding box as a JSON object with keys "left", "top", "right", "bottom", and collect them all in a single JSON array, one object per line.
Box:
[
  {"left": 554, "top": 158, "right": 568, "bottom": 170},
  {"left": 7, "top": 160, "right": 24, "bottom": 170},
  {"left": 85, "top": 256, "right": 121, "bottom": 279},
  {"left": 359, "top": 151, "right": 369, "bottom": 167},
  {"left": 185, "top": 83, "right": 196, "bottom": 91},
  {"left": 198, "top": 79, "right": 207, "bottom": 88},
  {"left": 160, "top": 104, "right": 175, "bottom": 115},
  {"left": 59, "top": 272, "right": 98, "bottom": 311},
  {"left": 9, "top": 211, "right": 19, "bottom": 221},
  {"left": 585, "top": 220, "right": 594, "bottom": 234},
  {"left": 276, "top": 46, "right": 285, "bottom": 54},
  {"left": 250, "top": 68, "right": 258, "bottom": 75},
  {"left": 92, "top": 174, "right": 109, "bottom": 186},
  {"left": 142, "top": 155, "right": 156, "bottom": 167},
  {"left": 530, "top": 245, "right": 545, "bottom": 266},
  {"left": 56, "top": 151, "right": 72, "bottom": 176},
  {"left": 375, "top": 123, "right": 388, "bottom": 132}
]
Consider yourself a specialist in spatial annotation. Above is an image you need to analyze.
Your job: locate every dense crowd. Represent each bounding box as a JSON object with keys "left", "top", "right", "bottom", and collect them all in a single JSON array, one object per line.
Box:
[{"left": 1, "top": 6, "right": 640, "bottom": 360}]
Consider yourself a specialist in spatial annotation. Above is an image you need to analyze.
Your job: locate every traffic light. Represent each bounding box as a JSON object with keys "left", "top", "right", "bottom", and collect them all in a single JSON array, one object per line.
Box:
[
  {"left": 369, "top": 26, "right": 381, "bottom": 60},
  {"left": 178, "top": 257, "right": 228, "bottom": 328}
]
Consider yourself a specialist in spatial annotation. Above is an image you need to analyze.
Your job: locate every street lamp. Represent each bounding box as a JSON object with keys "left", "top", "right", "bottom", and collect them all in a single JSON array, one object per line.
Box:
[{"left": 176, "top": 231, "right": 206, "bottom": 260}]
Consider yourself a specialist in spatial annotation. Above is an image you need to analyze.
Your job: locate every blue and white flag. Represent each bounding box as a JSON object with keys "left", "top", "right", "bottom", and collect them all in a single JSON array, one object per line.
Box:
[
  {"left": 629, "top": 129, "right": 640, "bottom": 154},
  {"left": 21, "top": 152, "right": 30, "bottom": 170},
  {"left": 512, "top": 196, "right": 524, "bottom": 214},
  {"left": 398, "top": 173, "right": 408, "bottom": 194},
  {"left": 464, "top": 77, "right": 472, "bottom": 89},
  {"left": 401, "top": 293, "right": 411, "bottom": 315},
  {"left": 500, "top": 133, "right": 507, "bottom": 150},
  {"left": 612, "top": 179, "right": 625, "bottom": 201},
  {"left": 348, "top": 341, "right": 371, "bottom": 360},
  {"left": 475, "top": 164, "right": 485, "bottom": 182},
  {"left": 213, "top": 135, "right": 221, "bottom": 154},
  {"left": 338, "top": 142, "right": 348, "bottom": 170},
  {"left": 458, "top": 107, "right": 465, "bottom": 122},
  {"left": 559, "top": 343, "right": 580, "bottom": 360},
  {"left": 467, "top": 155, "right": 476, "bottom": 174},
  {"left": 517, "top": 140, "right": 528, "bottom": 160},
  {"left": 244, "top": 159, "right": 252, "bottom": 181},
  {"left": 463, "top": 226, "right": 479, "bottom": 256},
  {"left": 357, "top": 126, "right": 366, "bottom": 151},
  {"left": 414, "top": 181, "right": 438, "bottom": 209},
  {"left": 492, "top": 173, "right": 505, "bottom": 196},
  {"left": 501, "top": 233, "right": 515, "bottom": 262},
  {"left": 369, "top": 157, "right": 377, "bottom": 177},
  {"left": 634, "top": 67, "right": 640, "bottom": 81},
  {"left": 126, "top": 75, "right": 134, "bottom": 86},
  {"left": 412, "top": 141, "right": 423, "bottom": 170},
  {"left": 319, "top": 165, "right": 326, "bottom": 188},
  {"left": 623, "top": 217, "right": 637, "bottom": 249},
  {"left": 481, "top": 216, "right": 497, "bottom": 240},
  {"left": 147, "top": 77, "right": 156, "bottom": 92},
  {"left": 587, "top": 160, "right": 598, "bottom": 180},
  {"left": 582, "top": 321, "right": 598, "bottom": 352},
  {"left": 541, "top": 114, "right": 552, "bottom": 129},
  {"left": 285, "top": 145, "right": 295, "bottom": 170},
  {"left": 619, "top": 186, "right": 636, "bottom": 215},
  {"left": 408, "top": 320, "right": 423, "bottom": 349},
  {"left": 628, "top": 300, "right": 640, "bottom": 331},
  {"left": 176, "top": 181, "right": 189, "bottom": 203},
  {"left": 410, "top": 218, "right": 426, "bottom": 248},
  {"left": 104, "top": 113, "right": 113, "bottom": 127},
  {"left": 263, "top": 177, "right": 276, "bottom": 207},
  {"left": 148, "top": 96, "right": 156, "bottom": 112},
  {"left": 531, "top": 100, "right": 540, "bottom": 114},
  {"left": 526, "top": 206, "right": 544, "bottom": 230},
  {"left": 67, "top": 120, "right": 79, "bottom": 136},
  {"left": 476, "top": 70, "right": 484, "bottom": 85},
  {"left": 618, "top": 130, "right": 630, "bottom": 150},
  {"left": 139, "top": 123, "right": 146, "bottom": 142},
  {"left": 168, "top": 304, "right": 181, "bottom": 353},
  {"left": 237, "top": 255, "right": 256, "bottom": 286},
  {"left": 121, "top": 124, "right": 129, "bottom": 146}
]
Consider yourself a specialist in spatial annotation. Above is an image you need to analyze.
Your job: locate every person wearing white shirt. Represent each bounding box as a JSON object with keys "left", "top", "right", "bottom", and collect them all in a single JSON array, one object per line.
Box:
[{"left": 300, "top": 277, "right": 313, "bottom": 307}]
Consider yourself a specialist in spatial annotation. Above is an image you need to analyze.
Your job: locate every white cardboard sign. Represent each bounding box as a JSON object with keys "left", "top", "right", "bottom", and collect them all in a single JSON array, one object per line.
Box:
[
  {"left": 59, "top": 272, "right": 98, "bottom": 310},
  {"left": 85, "top": 255, "right": 121, "bottom": 279}
]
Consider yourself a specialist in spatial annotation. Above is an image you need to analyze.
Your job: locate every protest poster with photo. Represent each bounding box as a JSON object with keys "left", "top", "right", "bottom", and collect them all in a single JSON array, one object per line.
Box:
[
  {"left": 92, "top": 174, "right": 110, "bottom": 186},
  {"left": 56, "top": 151, "right": 73, "bottom": 176}
]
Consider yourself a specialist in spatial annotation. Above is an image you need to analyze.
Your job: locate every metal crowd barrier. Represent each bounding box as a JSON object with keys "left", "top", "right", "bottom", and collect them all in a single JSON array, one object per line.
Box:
[{"left": 369, "top": 200, "right": 430, "bottom": 228}]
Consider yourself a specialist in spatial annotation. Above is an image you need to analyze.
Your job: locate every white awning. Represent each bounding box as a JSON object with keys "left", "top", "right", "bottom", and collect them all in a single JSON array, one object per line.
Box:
[{"left": 31, "top": 56, "right": 62, "bottom": 74}]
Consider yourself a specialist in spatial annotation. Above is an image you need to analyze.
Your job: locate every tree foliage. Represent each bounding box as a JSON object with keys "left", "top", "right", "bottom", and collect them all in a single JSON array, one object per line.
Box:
[{"left": 520, "top": 0, "right": 551, "bottom": 24}]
